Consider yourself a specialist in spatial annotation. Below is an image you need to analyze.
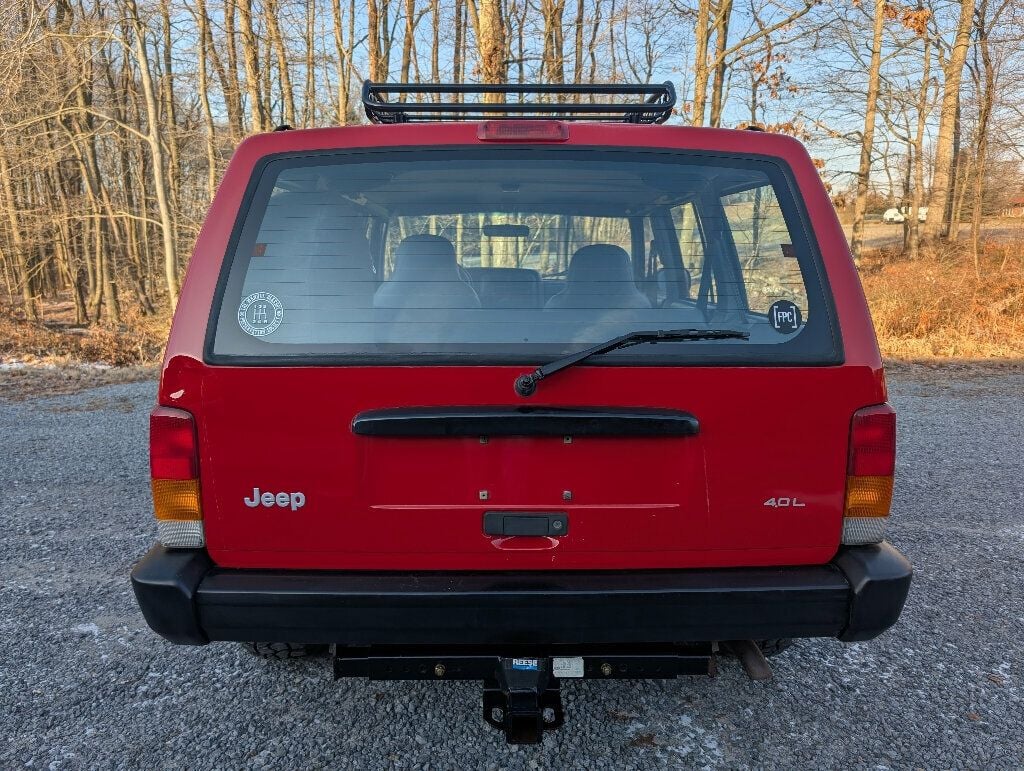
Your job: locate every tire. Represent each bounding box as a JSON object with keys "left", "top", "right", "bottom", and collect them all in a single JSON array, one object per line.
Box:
[
  {"left": 242, "top": 642, "right": 329, "bottom": 660},
  {"left": 756, "top": 639, "right": 794, "bottom": 658}
]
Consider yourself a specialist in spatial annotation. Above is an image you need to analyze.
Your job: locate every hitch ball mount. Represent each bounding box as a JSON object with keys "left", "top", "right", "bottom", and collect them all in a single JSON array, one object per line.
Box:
[{"left": 483, "top": 657, "right": 564, "bottom": 745}]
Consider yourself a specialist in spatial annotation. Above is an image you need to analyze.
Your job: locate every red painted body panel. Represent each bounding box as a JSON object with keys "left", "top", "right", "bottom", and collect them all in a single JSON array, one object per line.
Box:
[{"left": 158, "top": 122, "right": 886, "bottom": 571}]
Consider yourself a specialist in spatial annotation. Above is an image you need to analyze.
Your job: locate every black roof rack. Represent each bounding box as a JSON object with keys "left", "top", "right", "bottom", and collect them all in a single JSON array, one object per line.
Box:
[{"left": 361, "top": 81, "right": 676, "bottom": 125}]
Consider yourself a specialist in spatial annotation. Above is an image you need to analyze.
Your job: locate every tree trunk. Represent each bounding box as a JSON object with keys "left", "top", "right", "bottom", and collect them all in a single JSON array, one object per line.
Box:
[
  {"left": 970, "top": 0, "right": 996, "bottom": 275},
  {"left": 430, "top": 0, "right": 440, "bottom": 97},
  {"left": 126, "top": 0, "right": 180, "bottom": 308},
  {"left": 304, "top": 0, "right": 316, "bottom": 125},
  {"left": 333, "top": 0, "right": 355, "bottom": 122},
  {"left": 195, "top": 0, "right": 219, "bottom": 199},
  {"left": 923, "top": 0, "right": 975, "bottom": 242},
  {"left": 849, "top": 0, "right": 886, "bottom": 263},
  {"left": 587, "top": 1, "right": 602, "bottom": 86},
  {"left": 367, "top": 0, "right": 386, "bottom": 81},
  {"left": 708, "top": 0, "right": 734, "bottom": 128},
  {"left": 691, "top": 0, "right": 712, "bottom": 126},
  {"left": 266, "top": 0, "right": 296, "bottom": 126},
  {"left": 158, "top": 0, "right": 181, "bottom": 222},
  {"left": 261, "top": 25, "right": 274, "bottom": 124},
  {"left": 0, "top": 155, "right": 37, "bottom": 320},
  {"left": 453, "top": 0, "right": 464, "bottom": 84},
  {"left": 221, "top": 0, "right": 245, "bottom": 138},
  {"left": 470, "top": 0, "right": 507, "bottom": 99},
  {"left": 400, "top": 0, "right": 416, "bottom": 87},
  {"left": 944, "top": 90, "right": 964, "bottom": 243},
  {"left": 237, "top": 0, "right": 267, "bottom": 132},
  {"left": 949, "top": 152, "right": 971, "bottom": 247},
  {"left": 909, "top": 35, "right": 931, "bottom": 261},
  {"left": 573, "top": 0, "right": 584, "bottom": 90},
  {"left": 541, "top": 0, "right": 566, "bottom": 86}
]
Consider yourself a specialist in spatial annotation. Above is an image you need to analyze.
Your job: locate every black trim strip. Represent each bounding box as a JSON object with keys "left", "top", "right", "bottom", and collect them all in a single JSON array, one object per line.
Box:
[{"left": 351, "top": 406, "right": 699, "bottom": 437}]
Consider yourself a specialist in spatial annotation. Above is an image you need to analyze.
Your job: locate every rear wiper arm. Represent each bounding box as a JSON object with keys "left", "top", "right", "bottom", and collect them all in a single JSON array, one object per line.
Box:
[{"left": 514, "top": 328, "right": 749, "bottom": 397}]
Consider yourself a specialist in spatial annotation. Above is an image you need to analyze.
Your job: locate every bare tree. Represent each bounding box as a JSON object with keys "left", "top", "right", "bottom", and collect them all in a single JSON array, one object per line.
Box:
[
  {"left": 924, "top": 0, "right": 976, "bottom": 242},
  {"left": 541, "top": 0, "right": 566, "bottom": 86},
  {"left": 265, "top": 0, "right": 296, "bottom": 126},
  {"left": 909, "top": 31, "right": 932, "bottom": 260},
  {"left": 124, "top": 0, "right": 179, "bottom": 308},
  {"left": 469, "top": 0, "right": 508, "bottom": 97},
  {"left": 968, "top": 0, "right": 1011, "bottom": 272},
  {"left": 850, "top": 0, "right": 887, "bottom": 262}
]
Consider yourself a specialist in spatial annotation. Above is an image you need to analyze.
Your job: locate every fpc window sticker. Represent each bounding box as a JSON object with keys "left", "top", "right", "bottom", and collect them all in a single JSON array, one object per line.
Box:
[
  {"left": 238, "top": 291, "right": 284, "bottom": 337},
  {"left": 767, "top": 299, "right": 802, "bottom": 334}
]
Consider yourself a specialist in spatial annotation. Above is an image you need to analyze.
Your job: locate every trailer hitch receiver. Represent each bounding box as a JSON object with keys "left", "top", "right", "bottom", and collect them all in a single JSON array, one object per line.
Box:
[{"left": 483, "top": 657, "right": 564, "bottom": 744}]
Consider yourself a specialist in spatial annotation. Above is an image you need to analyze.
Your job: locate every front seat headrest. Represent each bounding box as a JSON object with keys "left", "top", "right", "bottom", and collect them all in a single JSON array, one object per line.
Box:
[
  {"left": 568, "top": 244, "right": 635, "bottom": 284},
  {"left": 394, "top": 234, "right": 457, "bottom": 273},
  {"left": 544, "top": 243, "right": 652, "bottom": 309}
]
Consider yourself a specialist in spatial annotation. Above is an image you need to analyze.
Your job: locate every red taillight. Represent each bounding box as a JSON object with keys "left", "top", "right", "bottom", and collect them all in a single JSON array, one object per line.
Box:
[
  {"left": 843, "top": 403, "right": 896, "bottom": 545},
  {"left": 150, "top": 406, "right": 204, "bottom": 547},
  {"left": 150, "top": 407, "right": 198, "bottom": 480},
  {"left": 477, "top": 120, "right": 569, "bottom": 142},
  {"left": 848, "top": 404, "right": 896, "bottom": 477}
]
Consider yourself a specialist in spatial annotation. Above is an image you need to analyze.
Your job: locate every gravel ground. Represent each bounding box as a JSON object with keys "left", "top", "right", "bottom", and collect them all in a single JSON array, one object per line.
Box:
[{"left": 2, "top": 370, "right": 1022, "bottom": 769}]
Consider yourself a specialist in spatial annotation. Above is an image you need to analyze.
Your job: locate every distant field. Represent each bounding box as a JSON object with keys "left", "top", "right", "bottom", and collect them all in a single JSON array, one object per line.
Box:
[{"left": 840, "top": 218, "right": 1024, "bottom": 250}]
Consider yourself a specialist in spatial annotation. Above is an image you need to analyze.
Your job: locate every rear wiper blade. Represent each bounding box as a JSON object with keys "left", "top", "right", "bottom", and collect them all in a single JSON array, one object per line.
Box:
[{"left": 513, "top": 328, "right": 749, "bottom": 397}]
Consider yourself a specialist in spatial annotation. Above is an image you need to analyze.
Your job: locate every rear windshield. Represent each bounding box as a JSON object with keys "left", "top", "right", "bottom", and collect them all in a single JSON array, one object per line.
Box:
[{"left": 209, "top": 147, "right": 839, "bottom": 364}]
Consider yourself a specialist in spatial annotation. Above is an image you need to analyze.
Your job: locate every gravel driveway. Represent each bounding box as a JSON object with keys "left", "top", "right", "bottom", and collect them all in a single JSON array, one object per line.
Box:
[{"left": 2, "top": 369, "right": 1022, "bottom": 769}]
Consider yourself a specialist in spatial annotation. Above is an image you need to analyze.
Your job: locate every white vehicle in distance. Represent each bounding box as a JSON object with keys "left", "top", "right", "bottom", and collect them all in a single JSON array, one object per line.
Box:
[{"left": 883, "top": 206, "right": 928, "bottom": 223}]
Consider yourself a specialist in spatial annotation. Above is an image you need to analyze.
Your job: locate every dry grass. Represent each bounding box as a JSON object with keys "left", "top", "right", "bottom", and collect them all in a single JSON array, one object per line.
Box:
[
  {"left": 0, "top": 364, "right": 159, "bottom": 402},
  {"left": 0, "top": 304, "right": 169, "bottom": 367},
  {"left": 860, "top": 242, "right": 1024, "bottom": 359},
  {"left": 0, "top": 305, "right": 165, "bottom": 400}
]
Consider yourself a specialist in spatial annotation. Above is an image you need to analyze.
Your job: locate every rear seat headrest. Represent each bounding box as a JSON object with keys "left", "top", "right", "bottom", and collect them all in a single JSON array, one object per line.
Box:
[{"left": 394, "top": 234, "right": 457, "bottom": 273}]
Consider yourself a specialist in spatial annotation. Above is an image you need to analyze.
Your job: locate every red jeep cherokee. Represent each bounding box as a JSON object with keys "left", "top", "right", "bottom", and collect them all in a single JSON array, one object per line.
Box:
[{"left": 133, "top": 82, "right": 911, "bottom": 743}]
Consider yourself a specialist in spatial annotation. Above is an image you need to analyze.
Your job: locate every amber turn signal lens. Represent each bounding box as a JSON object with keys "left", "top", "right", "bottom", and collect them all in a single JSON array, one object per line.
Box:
[
  {"left": 844, "top": 475, "right": 893, "bottom": 519},
  {"left": 152, "top": 478, "right": 202, "bottom": 521}
]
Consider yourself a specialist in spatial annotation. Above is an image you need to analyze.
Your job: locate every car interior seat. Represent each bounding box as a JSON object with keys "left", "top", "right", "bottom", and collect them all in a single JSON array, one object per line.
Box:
[
  {"left": 373, "top": 234, "right": 481, "bottom": 309},
  {"left": 544, "top": 244, "right": 652, "bottom": 310}
]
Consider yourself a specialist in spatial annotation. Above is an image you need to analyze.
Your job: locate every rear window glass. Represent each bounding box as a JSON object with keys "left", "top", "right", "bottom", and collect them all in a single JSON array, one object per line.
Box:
[{"left": 210, "top": 148, "right": 838, "bottom": 364}]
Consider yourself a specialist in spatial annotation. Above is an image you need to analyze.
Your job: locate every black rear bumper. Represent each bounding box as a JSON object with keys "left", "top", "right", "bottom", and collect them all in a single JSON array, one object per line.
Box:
[{"left": 131, "top": 543, "right": 911, "bottom": 647}]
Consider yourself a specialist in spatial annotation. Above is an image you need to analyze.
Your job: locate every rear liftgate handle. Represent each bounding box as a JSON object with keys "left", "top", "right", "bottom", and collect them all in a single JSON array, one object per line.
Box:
[{"left": 483, "top": 657, "right": 564, "bottom": 744}]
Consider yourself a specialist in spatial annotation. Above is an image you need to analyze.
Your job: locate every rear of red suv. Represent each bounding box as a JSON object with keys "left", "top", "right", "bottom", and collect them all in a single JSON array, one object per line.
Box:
[{"left": 132, "top": 83, "right": 911, "bottom": 743}]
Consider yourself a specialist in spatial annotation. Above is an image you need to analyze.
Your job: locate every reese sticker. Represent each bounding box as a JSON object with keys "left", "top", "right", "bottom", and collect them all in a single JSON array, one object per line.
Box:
[
  {"left": 238, "top": 291, "right": 284, "bottom": 337},
  {"left": 512, "top": 658, "right": 539, "bottom": 671},
  {"left": 767, "top": 299, "right": 802, "bottom": 334}
]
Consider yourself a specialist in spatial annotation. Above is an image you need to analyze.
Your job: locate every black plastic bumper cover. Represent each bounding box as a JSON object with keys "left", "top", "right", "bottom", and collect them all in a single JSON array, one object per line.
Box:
[{"left": 131, "top": 543, "right": 911, "bottom": 647}]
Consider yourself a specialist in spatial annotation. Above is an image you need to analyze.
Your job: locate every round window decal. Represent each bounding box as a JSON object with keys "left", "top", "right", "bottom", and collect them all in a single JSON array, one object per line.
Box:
[
  {"left": 238, "top": 291, "right": 284, "bottom": 337},
  {"left": 767, "top": 299, "right": 802, "bottom": 334}
]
